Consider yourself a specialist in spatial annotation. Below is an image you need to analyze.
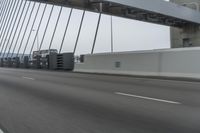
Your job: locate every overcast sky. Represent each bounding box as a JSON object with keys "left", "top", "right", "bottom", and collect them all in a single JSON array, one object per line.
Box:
[
  {"left": 1, "top": 0, "right": 171, "bottom": 56},
  {"left": 35, "top": 4, "right": 170, "bottom": 55}
]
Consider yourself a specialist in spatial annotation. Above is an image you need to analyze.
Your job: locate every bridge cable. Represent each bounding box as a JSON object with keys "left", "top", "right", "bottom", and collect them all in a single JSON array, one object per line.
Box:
[
  {"left": 73, "top": 10, "right": 86, "bottom": 54},
  {"left": 59, "top": 8, "right": 73, "bottom": 54},
  {"left": 0, "top": 0, "right": 5, "bottom": 17},
  {"left": 0, "top": 0, "right": 21, "bottom": 57},
  {"left": 0, "top": 0, "right": 10, "bottom": 31},
  {"left": 0, "top": 0, "right": 18, "bottom": 55},
  {"left": 28, "top": 3, "right": 48, "bottom": 59},
  {"left": 21, "top": 2, "right": 41, "bottom": 59},
  {"left": 38, "top": 5, "right": 54, "bottom": 51},
  {"left": 91, "top": 13, "right": 102, "bottom": 54},
  {"left": 0, "top": 0, "right": 7, "bottom": 25},
  {"left": 0, "top": 0, "right": 13, "bottom": 47},
  {"left": 0, "top": 0, "right": 14, "bottom": 42},
  {"left": 2, "top": 0, "right": 24, "bottom": 58},
  {"left": 49, "top": 6, "right": 63, "bottom": 51},
  {"left": 11, "top": 1, "right": 31, "bottom": 58},
  {"left": 6, "top": 0, "right": 28, "bottom": 58},
  {"left": 16, "top": 2, "right": 36, "bottom": 58}
]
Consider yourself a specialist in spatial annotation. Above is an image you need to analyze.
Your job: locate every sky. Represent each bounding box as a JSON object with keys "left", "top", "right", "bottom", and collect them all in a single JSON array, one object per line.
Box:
[
  {"left": 35, "top": 4, "right": 170, "bottom": 55},
  {"left": 1, "top": 0, "right": 171, "bottom": 56}
]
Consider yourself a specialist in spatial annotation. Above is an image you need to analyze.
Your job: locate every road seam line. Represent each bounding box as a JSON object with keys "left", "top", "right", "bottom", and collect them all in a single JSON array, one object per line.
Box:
[
  {"left": 22, "top": 76, "right": 35, "bottom": 80},
  {"left": 115, "top": 92, "right": 181, "bottom": 105}
]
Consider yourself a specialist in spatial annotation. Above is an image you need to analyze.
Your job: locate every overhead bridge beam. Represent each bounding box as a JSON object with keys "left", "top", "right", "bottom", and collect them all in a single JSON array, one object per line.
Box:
[{"left": 27, "top": 0, "right": 200, "bottom": 27}]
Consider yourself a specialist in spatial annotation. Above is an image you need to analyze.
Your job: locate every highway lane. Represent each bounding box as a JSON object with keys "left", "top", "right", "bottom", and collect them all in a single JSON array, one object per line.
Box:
[{"left": 0, "top": 68, "right": 200, "bottom": 133}]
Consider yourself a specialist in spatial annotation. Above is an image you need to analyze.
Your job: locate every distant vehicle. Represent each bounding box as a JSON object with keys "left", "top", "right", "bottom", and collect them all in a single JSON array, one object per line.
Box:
[{"left": 32, "top": 49, "right": 58, "bottom": 59}]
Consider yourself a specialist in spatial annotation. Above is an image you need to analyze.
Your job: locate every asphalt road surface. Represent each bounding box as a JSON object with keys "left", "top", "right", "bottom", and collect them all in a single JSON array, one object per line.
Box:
[{"left": 0, "top": 68, "right": 200, "bottom": 133}]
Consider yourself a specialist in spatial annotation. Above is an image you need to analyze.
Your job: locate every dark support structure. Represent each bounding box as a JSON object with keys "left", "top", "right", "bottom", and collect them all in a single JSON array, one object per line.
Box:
[
  {"left": 22, "top": 3, "right": 41, "bottom": 59},
  {"left": 7, "top": 58, "right": 12, "bottom": 67},
  {"left": 38, "top": 5, "right": 54, "bottom": 51},
  {"left": 49, "top": 53, "right": 74, "bottom": 70},
  {"left": 73, "top": 10, "right": 85, "bottom": 54},
  {"left": 0, "top": 0, "right": 20, "bottom": 56},
  {"left": 49, "top": 6, "right": 63, "bottom": 50},
  {"left": 16, "top": 2, "right": 36, "bottom": 58},
  {"left": 28, "top": 0, "right": 200, "bottom": 27},
  {"left": 13, "top": 57, "right": 20, "bottom": 68},
  {"left": 91, "top": 13, "right": 102, "bottom": 54},
  {"left": 59, "top": 8, "right": 73, "bottom": 54},
  {"left": 0, "top": 58, "right": 4, "bottom": 67},
  {"left": 2, "top": 0, "right": 24, "bottom": 58},
  {"left": 11, "top": 1, "right": 31, "bottom": 58},
  {"left": 29, "top": 4, "right": 47, "bottom": 58},
  {"left": 6, "top": 0, "right": 28, "bottom": 58},
  {"left": 23, "top": 56, "right": 29, "bottom": 68}
]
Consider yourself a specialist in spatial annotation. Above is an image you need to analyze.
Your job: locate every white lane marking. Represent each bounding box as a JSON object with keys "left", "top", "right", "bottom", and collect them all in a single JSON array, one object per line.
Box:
[
  {"left": 115, "top": 92, "right": 181, "bottom": 105},
  {"left": 22, "top": 76, "right": 35, "bottom": 80},
  {"left": 0, "top": 129, "right": 4, "bottom": 133}
]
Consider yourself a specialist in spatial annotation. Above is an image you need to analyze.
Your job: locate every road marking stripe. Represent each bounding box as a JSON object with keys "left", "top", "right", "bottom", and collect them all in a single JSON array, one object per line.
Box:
[
  {"left": 0, "top": 129, "right": 4, "bottom": 133},
  {"left": 22, "top": 76, "right": 35, "bottom": 80},
  {"left": 115, "top": 92, "right": 181, "bottom": 105}
]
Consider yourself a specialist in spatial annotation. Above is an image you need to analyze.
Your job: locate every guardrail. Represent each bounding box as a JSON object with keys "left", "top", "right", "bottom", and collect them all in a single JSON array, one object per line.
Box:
[{"left": 0, "top": 53, "right": 74, "bottom": 71}]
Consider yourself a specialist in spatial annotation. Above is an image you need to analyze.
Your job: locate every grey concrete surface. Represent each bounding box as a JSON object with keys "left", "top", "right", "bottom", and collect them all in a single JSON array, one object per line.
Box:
[
  {"left": 75, "top": 47, "right": 200, "bottom": 79},
  {"left": 170, "top": 0, "right": 200, "bottom": 48},
  {"left": 0, "top": 68, "right": 200, "bottom": 133}
]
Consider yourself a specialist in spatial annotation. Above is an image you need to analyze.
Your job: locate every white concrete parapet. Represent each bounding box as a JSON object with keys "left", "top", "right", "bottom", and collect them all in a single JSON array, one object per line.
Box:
[{"left": 74, "top": 47, "right": 200, "bottom": 79}]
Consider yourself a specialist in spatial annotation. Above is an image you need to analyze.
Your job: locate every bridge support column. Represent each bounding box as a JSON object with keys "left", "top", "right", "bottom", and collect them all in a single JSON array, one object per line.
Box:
[{"left": 170, "top": 0, "right": 200, "bottom": 48}]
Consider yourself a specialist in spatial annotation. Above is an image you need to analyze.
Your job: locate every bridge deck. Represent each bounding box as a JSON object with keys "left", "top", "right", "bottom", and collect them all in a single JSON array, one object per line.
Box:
[{"left": 29, "top": 0, "right": 200, "bottom": 27}]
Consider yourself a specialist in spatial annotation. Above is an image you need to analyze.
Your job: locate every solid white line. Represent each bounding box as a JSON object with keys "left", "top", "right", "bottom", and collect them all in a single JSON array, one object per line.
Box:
[
  {"left": 0, "top": 129, "right": 4, "bottom": 133},
  {"left": 115, "top": 92, "right": 181, "bottom": 105},
  {"left": 22, "top": 76, "right": 35, "bottom": 80}
]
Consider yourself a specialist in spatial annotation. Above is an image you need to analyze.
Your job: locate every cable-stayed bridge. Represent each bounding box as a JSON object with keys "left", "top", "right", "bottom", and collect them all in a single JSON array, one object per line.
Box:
[
  {"left": 0, "top": 0, "right": 200, "bottom": 69},
  {"left": 1, "top": 1, "right": 200, "bottom": 133}
]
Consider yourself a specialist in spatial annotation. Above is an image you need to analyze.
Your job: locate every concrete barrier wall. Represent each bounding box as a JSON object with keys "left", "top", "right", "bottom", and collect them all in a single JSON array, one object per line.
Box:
[{"left": 74, "top": 47, "right": 200, "bottom": 79}]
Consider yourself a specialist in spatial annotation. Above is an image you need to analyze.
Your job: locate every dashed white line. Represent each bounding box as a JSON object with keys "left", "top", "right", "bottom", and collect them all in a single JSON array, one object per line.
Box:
[
  {"left": 22, "top": 76, "right": 35, "bottom": 80},
  {"left": 0, "top": 129, "right": 4, "bottom": 133},
  {"left": 115, "top": 92, "right": 181, "bottom": 105}
]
